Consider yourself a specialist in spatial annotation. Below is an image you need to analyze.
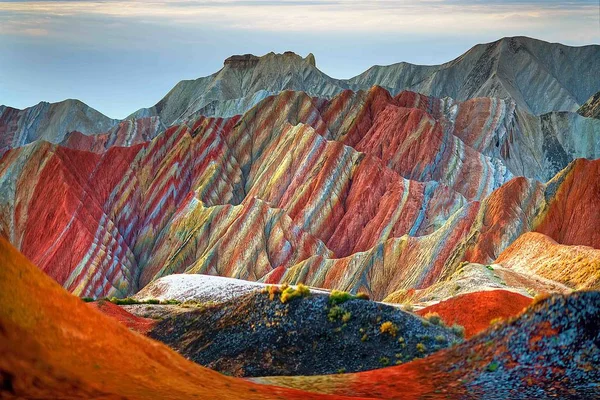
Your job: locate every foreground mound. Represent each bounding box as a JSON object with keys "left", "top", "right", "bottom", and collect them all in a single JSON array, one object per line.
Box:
[
  {"left": 88, "top": 300, "right": 157, "bottom": 334},
  {"left": 416, "top": 290, "right": 532, "bottom": 338},
  {"left": 258, "top": 291, "right": 600, "bottom": 399},
  {"left": 0, "top": 237, "right": 357, "bottom": 400},
  {"left": 148, "top": 288, "right": 461, "bottom": 377}
]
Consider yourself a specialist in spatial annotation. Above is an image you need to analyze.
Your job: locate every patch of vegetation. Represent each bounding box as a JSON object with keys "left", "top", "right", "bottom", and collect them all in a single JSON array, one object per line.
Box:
[
  {"left": 416, "top": 343, "right": 426, "bottom": 353},
  {"left": 487, "top": 361, "right": 499, "bottom": 372},
  {"left": 423, "top": 312, "right": 444, "bottom": 326},
  {"left": 280, "top": 283, "right": 311, "bottom": 303},
  {"left": 485, "top": 265, "right": 494, "bottom": 271},
  {"left": 361, "top": 333, "right": 369, "bottom": 342},
  {"left": 379, "top": 356, "right": 390, "bottom": 366},
  {"left": 81, "top": 297, "right": 95, "bottom": 302},
  {"left": 451, "top": 323, "right": 466, "bottom": 338},
  {"left": 380, "top": 321, "right": 399, "bottom": 337},
  {"left": 337, "top": 368, "right": 346, "bottom": 374},
  {"left": 106, "top": 297, "right": 180, "bottom": 306},
  {"left": 435, "top": 335, "right": 447, "bottom": 343},
  {"left": 329, "top": 290, "right": 354, "bottom": 305},
  {"left": 328, "top": 289, "right": 370, "bottom": 305},
  {"left": 328, "top": 305, "right": 346, "bottom": 322},
  {"left": 341, "top": 311, "right": 352, "bottom": 323}
]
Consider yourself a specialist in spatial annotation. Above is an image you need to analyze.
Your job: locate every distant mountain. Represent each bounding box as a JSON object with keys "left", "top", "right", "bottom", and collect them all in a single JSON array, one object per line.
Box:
[
  {"left": 350, "top": 37, "right": 600, "bottom": 115},
  {"left": 2, "top": 37, "right": 598, "bottom": 153},
  {"left": 130, "top": 51, "right": 345, "bottom": 125},
  {"left": 0, "top": 99, "right": 118, "bottom": 154},
  {"left": 131, "top": 37, "right": 600, "bottom": 123}
]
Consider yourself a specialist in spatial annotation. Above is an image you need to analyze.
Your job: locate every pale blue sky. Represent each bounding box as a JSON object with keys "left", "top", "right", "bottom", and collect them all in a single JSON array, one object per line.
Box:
[{"left": 1, "top": 0, "right": 598, "bottom": 118}]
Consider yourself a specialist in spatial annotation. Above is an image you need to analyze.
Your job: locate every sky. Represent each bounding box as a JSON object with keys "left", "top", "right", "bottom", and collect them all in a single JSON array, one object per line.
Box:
[{"left": 0, "top": 0, "right": 598, "bottom": 119}]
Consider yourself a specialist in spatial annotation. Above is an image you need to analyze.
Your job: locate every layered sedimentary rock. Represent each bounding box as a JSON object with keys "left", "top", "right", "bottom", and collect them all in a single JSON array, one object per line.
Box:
[
  {"left": 1, "top": 85, "right": 599, "bottom": 300},
  {"left": 0, "top": 106, "right": 467, "bottom": 297},
  {"left": 0, "top": 99, "right": 118, "bottom": 154},
  {"left": 60, "top": 116, "right": 164, "bottom": 153},
  {"left": 496, "top": 232, "right": 600, "bottom": 290}
]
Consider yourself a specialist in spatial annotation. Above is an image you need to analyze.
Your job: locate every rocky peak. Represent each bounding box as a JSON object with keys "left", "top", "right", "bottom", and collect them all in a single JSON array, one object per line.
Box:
[
  {"left": 223, "top": 51, "right": 317, "bottom": 69},
  {"left": 223, "top": 54, "right": 260, "bottom": 68}
]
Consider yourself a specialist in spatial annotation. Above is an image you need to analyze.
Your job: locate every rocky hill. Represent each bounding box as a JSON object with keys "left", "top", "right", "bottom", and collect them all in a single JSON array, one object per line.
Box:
[
  {"left": 147, "top": 288, "right": 461, "bottom": 377},
  {"left": 257, "top": 291, "right": 600, "bottom": 399}
]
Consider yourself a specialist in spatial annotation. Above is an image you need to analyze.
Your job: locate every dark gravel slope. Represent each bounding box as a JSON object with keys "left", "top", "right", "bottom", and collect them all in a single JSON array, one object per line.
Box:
[{"left": 149, "top": 288, "right": 461, "bottom": 377}]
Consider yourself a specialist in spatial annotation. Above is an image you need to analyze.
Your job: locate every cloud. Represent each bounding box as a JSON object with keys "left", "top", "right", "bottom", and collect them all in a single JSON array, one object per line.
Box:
[{"left": 0, "top": 0, "right": 597, "bottom": 38}]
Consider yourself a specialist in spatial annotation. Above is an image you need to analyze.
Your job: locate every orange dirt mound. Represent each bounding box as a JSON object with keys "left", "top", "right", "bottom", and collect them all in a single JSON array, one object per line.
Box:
[
  {"left": 0, "top": 237, "right": 364, "bottom": 400},
  {"left": 88, "top": 300, "right": 157, "bottom": 334},
  {"left": 416, "top": 290, "right": 532, "bottom": 338}
]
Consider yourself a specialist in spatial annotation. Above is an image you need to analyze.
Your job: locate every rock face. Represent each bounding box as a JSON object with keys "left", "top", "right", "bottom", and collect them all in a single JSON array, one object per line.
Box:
[
  {"left": 0, "top": 99, "right": 118, "bottom": 154},
  {"left": 0, "top": 87, "right": 599, "bottom": 300},
  {"left": 496, "top": 232, "right": 600, "bottom": 290},
  {"left": 578, "top": 91, "right": 600, "bottom": 119}
]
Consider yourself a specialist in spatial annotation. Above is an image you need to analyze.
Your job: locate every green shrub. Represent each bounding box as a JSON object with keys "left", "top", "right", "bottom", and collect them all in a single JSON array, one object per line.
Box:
[
  {"left": 355, "top": 292, "right": 370, "bottom": 300},
  {"left": 341, "top": 311, "right": 352, "bottom": 323},
  {"left": 451, "top": 323, "right": 466, "bottom": 338},
  {"left": 435, "top": 335, "right": 447, "bottom": 343},
  {"left": 109, "top": 297, "right": 138, "bottom": 305},
  {"left": 423, "top": 312, "right": 444, "bottom": 326},
  {"left": 379, "top": 357, "right": 390, "bottom": 366},
  {"left": 485, "top": 265, "right": 494, "bottom": 271},
  {"left": 81, "top": 297, "right": 95, "bottom": 302},
  {"left": 328, "top": 305, "right": 345, "bottom": 322},
  {"left": 361, "top": 334, "right": 369, "bottom": 342},
  {"left": 380, "top": 321, "right": 399, "bottom": 337},
  {"left": 416, "top": 343, "right": 426, "bottom": 353},
  {"left": 280, "top": 284, "right": 310, "bottom": 303},
  {"left": 329, "top": 290, "right": 353, "bottom": 305},
  {"left": 487, "top": 361, "right": 499, "bottom": 372}
]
